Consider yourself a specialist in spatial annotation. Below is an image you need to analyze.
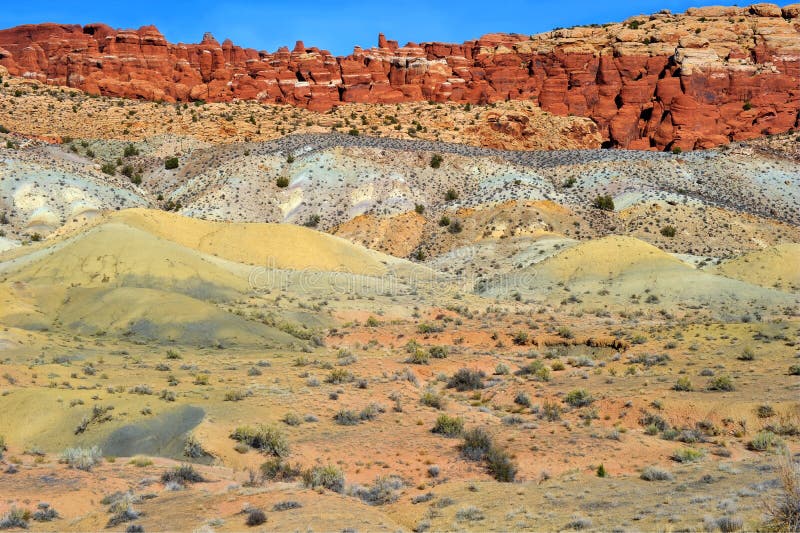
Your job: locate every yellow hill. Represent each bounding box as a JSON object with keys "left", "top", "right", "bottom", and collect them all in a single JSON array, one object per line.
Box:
[
  {"left": 7, "top": 222, "right": 248, "bottom": 299},
  {"left": 111, "top": 208, "right": 397, "bottom": 275},
  {"left": 532, "top": 235, "right": 687, "bottom": 282},
  {"left": 712, "top": 244, "right": 800, "bottom": 292}
]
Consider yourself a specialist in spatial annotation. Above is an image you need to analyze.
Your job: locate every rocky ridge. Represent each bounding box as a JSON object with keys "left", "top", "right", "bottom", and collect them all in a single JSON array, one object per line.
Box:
[{"left": 0, "top": 3, "right": 799, "bottom": 150}]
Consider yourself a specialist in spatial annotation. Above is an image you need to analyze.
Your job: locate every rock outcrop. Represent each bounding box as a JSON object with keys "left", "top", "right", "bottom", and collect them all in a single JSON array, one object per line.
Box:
[{"left": 1, "top": 4, "right": 799, "bottom": 150}]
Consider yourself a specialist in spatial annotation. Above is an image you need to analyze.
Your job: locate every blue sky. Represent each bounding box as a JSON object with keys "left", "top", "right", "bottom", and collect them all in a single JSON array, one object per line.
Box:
[{"left": 2, "top": 1, "right": 739, "bottom": 55}]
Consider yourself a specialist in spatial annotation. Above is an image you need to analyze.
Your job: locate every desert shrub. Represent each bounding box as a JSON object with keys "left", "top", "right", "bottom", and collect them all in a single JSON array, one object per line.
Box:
[
  {"left": 259, "top": 457, "right": 301, "bottom": 482},
  {"left": 707, "top": 375, "right": 735, "bottom": 391},
  {"left": 757, "top": 405, "right": 777, "bottom": 419},
  {"left": 224, "top": 389, "right": 250, "bottom": 402},
  {"left": 161, "top": 464, "right": 204, "bottom": 484},
  {"left": 326, "top": 369, "right": 353, "bottom": 384},
  {"left": 61, "top": 446, "right": 102, "bottom": 471},
  {"left": 512, "top": 331, "right": 529, "bottom": 345},
  {"left": 359, "top": 403, "right": 384, "bottom": 421},
  {"left": 749, "top": 431, "right": 783, "bottom": 452},
  {"left": 129, "top": 384, "right": 153, "bottom": 395},
  {"left": 461, "top": 428, "right": 493, "bottom": 461},
  {"left": 183, "top": 434, "right": 207, "bottom": 458},
  {"left": 405, "top": 350, "right": 430, "bottom": 365},
  {"left": 428, "top": 346, "right": 448, "bottom": 359},
  {"left": 432, "top": 414, "right": 464, "bottom": 437},
  {"left": 282, "top": 412, "right": 302, "bottom": 426},
  {"left": 334, "top": 409, "right": 360, "bottom": 425},
  {"left": 592, "top": 194, "right": 614, "bottom": 211},
  {"left": 660, "top": 225, "right": 676, "bottom": 237},
  {"left": 447, "top": 368, "right": 485, "bottom": 391},
  {"left": 230, "top": 425, "right": 289, "bottom": 457},
  {"left": 486, "top": 447, "right": 517, "bottom": 482},
  {"left": 245, "top": 508, "right": 267, "bottom": 526},
  {"left": 542, "top": 401, "right": 562, "bottom": 421},
  {"left": 671, "top": 447, "right": 704, "bottom": 463},
  {"left": 514, "top": 391, "right": 531, "bottom": 407},
  {"left": 164, "top": 157, "right": 179, "bottom": 170},
  {"left": 715, "top": 515, "right": 744, "bottom": 532},
  {"left": 32, "top": 503, "right": 58, "bottom": 522},
  {"left": 738, "top": 347, "right": 756, "bottom": 361},
  {"left": 0, "top": 508, "right": 29, "bottom": 530},
  {"left": 566, "top": 516, "right": 593, "bottom": 530},
  {"left": 596, "top": 463, "right": 607, "bottom": 477},
  {"left": 430, "top": 154, "right": 443, "bottom": 169},
  {"left": 763, "top": 456, "right": 800, "bottom": 532},
  {"left": 640, "top": 412, "right": 670, "bottom": 432},
  {"left": 788, "top": 365, "right": 800, "bottom": 376},
  {"left": 101, "top": 162, "right": 116, "bottom": 175},
  {"left": 564, "top": 389, "right": 594, "bottom": 407},
  {"left": 420, "top": 389, "right": 446, "bottom": 409},
  {"left": 517, "top": 360, "right": 551, "bottom": 381},
  {"left": 445, "top": 188, "right": 458, "bottom": 201},
  {"left": 302, "top": 464, "right": 345, "bottom": 493},
  {"left": 123, "top": 144, "right": 139, "bottom": 157},
  {"left": 272, "top": 501, "right": 302, "bottom": 511},
  {"left": 0, "top": 435, "right": 5, "bottom": 459},
  {"left": 640, "top": 466, "right": 673, "bottom": 481},
  {"left": 673, "top": 377, "right": 693, "bottom": 391},
  {"left": 276, "top": 176, "right": 289, "bottom": 188},
  {"left": 351, "top": 475, "right": 405, "bottom": 505},
  {"left": 159, "top": 389, "right": 176, "bottom": 402},
  {"left": 455, "top": 506, "right": 485, "bottom": 521}
]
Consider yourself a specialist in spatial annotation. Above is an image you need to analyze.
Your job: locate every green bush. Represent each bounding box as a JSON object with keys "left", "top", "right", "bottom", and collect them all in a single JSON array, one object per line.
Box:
[
  {"left": 673, "top": 376, "right": 693, "bottom": 391},
  {"left": 445, "top": 188, "right": 458, "bottom": 201},
  {"left": 230, "top": 424, "right": 289, "bottom": 457},
  {"left": 640, "top": 466, "right": 673, "bottom": 481},
  {"left": 486, "top": 447, "right": 517, "bottom": 482},
  {"left": 430, "top": 154, "right": 443, "bottom": 169},
  {"left": 420, "top": 389, "right": 446, "bottom": 409},
  {"left": 432, "top": 414, "right": 464, "bottom": 437},
  {"left": 564, "top": 389, "right": 594, "bottom": 407},
  {"left": 671, "top": 447, "right": 704, "bottom": 463},
  {"left": 789, "top": 365, "right": 800, "bottom": 376},
  {"left": 123, "top": 144, "right": 139, "bottom": 157},
  {"left": 428, "top": 346, "right": 448, "bottom": 359},
  {"left": 592, "top": 195, "right": 615, "bottom": 211},
  {"left": 707, "top": 375, "right": 735, "bottom": 391},
  {"left": 447, "top": 368, "right": 485, "bottom": 391},
  {"left": 748, "top": 431, "right": 783, "bottom": 452},
  {"left": 302, "top": 464, "right": 345, "bottom": 493},
  {"left": 461, "top": 427, "right": 493, "bottom": 460},
  {"left": 260, "top": 458, "right": 301, "bottom": 481},
  {"left": 161, "top": 464, "right": 204, "bottom": 484},
  {"left": 660, "top": 225, "right": 676, "bottom": 237},
  {"left": 276, "top": 176, "right": 290, "bottom": 188},
  {"left": 164, "top": 157, "right": 179, "bottom": 170},
  {"left": 334, "top": 409, "right": 360, "bottom": 425}
]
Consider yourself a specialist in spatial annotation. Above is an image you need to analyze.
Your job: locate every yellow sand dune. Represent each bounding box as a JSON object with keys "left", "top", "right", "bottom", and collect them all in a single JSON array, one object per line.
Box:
[
  {"left": 712, "top": 244, "right": 800, "bottom": 292},
  {"left": 111, "top": 208, "right": 396, "bottom": 276}
]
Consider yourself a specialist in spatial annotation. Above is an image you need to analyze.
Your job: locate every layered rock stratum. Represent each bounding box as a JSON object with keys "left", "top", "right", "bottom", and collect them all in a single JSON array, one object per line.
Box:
[{"left": 0, "top": 3, "right": 799, "bottom": 150}]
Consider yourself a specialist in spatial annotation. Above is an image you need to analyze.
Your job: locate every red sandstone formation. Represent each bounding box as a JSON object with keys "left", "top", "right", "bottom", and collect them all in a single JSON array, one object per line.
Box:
[{"left": 0, "top": 3, "right": 799, "bottom": 150}]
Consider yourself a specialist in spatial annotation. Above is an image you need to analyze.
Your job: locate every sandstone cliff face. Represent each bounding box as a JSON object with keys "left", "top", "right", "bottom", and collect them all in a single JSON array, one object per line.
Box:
[{"left": 0, "top": 4, "right": 798, "bottom": 150}]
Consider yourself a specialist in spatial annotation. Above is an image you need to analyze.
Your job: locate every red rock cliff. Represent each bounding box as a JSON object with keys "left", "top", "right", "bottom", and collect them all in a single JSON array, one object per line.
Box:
[{"left": 1, "top": 3, "right": 799, "bottom": 150}]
